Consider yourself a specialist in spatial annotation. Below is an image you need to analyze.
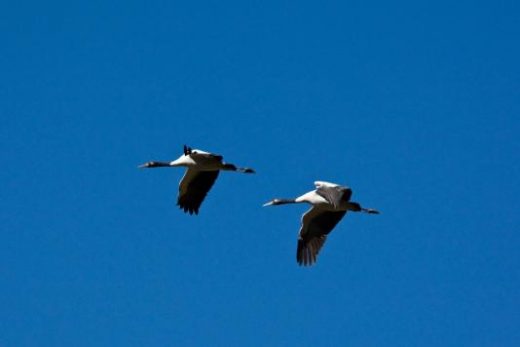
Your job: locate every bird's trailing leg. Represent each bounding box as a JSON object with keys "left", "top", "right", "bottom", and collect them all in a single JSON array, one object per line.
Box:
[
  {"left": 222, "top": 163, "right": 255, "bottom": 174},
  {"left": 237, "top": 167, "right": 255, "bottom": 174},
  {"left": 348, "top": 202, "right": 380, "bottom": 214}
]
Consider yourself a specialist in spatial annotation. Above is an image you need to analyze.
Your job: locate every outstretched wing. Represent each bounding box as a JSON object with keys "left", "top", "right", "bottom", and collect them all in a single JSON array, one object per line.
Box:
[
  {"left": 315, "top": 185, "right": 352, "bottom": 208},
  {"left": 296, "top": 207, "right": 347, "bottom": 266},
  {"left": 177, "top": 169, "right": 219, "bottom": 215}
]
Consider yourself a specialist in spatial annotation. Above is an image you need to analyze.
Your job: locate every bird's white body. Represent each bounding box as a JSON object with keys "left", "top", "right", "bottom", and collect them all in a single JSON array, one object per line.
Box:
[
  {"left": 294, "top": 191, "right": 330, "bottom": 207},
  {"left": 169, "top": 155, "right": 196, "bottom": 167},
  {"left": 169, "top": 149, "right": 226, "bottom": 171}
]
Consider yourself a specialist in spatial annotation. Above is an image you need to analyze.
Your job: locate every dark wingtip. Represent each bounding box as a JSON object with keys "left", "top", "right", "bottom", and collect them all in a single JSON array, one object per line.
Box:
[
  {"left": 296, "top": 239, "right": 314, "bottom": 267},
  {"left": 177, "top": 201, "right": 199, "bottom": 216}
]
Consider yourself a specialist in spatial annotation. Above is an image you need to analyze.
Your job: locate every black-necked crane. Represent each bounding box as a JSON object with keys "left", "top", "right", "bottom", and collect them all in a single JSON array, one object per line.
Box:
[
  {"left": 139, "top": 145, "right": 255, "bottom": 215},
  {"left": 263, "top": 181, "right": 379, "bottom": 266}
]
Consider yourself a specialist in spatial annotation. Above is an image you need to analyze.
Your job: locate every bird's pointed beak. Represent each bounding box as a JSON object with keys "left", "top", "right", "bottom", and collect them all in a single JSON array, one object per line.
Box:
[
  {"left": 138, "top": 162, "right": 149, "bottom": 168},
  {"left": 262, "top": 201, "right": 274, "bottom": 207}
]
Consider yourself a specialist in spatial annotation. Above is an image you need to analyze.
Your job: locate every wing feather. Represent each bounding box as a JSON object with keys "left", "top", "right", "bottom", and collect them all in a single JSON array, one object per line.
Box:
[
  {"left": 316, "top": 185, "right": 352, "bottom": 207},
  {"left": 296, "top": 208, "right": 346, "bottom": 266},
  {"left": 177, "top": 169, "right": 219, "bottom": 215}
]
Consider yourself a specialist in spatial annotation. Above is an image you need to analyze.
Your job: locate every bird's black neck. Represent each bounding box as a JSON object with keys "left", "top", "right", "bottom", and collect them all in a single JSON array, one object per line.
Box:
[{"left": 272, "top": 198, "right": 297, "bottom": 205}]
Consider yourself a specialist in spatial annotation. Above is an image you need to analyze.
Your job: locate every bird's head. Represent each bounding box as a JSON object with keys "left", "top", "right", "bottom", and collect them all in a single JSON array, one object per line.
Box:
[
  {"left": 138, "top": 161, "right": 154, "bottom": 168},
  {"left": 262, "top": 198, "right": 294, "bottom": 206},
  {"left": 138, "top": 161, "right": 170, "bottom": 168},
  {"left": 263, "top": 199, "right": 278, "bottom": 207}
]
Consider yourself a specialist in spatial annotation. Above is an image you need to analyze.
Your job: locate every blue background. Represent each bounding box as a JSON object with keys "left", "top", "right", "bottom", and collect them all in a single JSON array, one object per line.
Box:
[{"left": 1, "top": 1, "right": 519, "bottom": 346}]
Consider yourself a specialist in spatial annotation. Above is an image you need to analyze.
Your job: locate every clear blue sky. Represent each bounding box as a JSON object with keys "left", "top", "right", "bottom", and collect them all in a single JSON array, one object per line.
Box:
[{"left": 1, "top": 1, "right": 519, "bottom": 346}]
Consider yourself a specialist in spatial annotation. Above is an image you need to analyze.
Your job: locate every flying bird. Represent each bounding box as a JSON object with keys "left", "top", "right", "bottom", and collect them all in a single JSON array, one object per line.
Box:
[
  {"left": 263, "top": 181, "right": 379, "bottom": 266},
  {"left": 139, "top": 145, "right": 255, "bottom": 215}
]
